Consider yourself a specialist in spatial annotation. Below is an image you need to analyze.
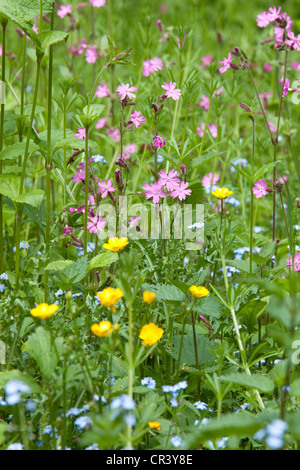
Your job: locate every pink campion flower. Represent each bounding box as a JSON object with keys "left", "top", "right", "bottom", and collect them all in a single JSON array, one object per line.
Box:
[
  {"left": 90, "top": 0, "right": 106, "bottom": 6},
  {"left": 74, "top": 128, "right": 86, "bottom": 139},
  {"left": 199, "top": 95, "right": 210, "bottom": 111},
  {"left": 107, "top": 127, "right": 120, "bottom": 142},
  {"left": 158, "top": 169, "right": 180, "bottom": 191},
  {"left": 32, "top": 24, "right": 39, "bottom": 35},
  {"left": 213, "top": 86, "right": 225, "bottom": 98},
  {"left": 95, "top": 82, "right": 109, "bottom": 97},
  {"left": 85, "top": 47, "right": 98, "bottom": 63},
  {"left": 291, "top": 62, "right": 300, "bottom": 72},
  {"left": 116, "top": 83, "right": 138, "bottom": 101},
  {"left": 129, "top": 111, "right": 145, "bottom": 129},
  {"left": 143, "top": 57, "right": 163, "bottom": 77},
  {"left": 97, "top": 179, "right": 116, "bottom": 198},
  {"left": 72, "top": 169, "right": 86, "bottom": 183},
  {"left": 202, "top": 172, "right": 220, "bottom": 187},
  {"left": 259, "top": 92, "right": 273, "bottom": 109},
  {"left": 274, "top": 26, "right": 284, "bottom": 44},
  {"left": 219, "top": 52, "right": 233, "bottom": 73},
  {"left": 87, "top": 216, "right": 106, "bottom": 234},
  {"left": 153, "top": 136, "right": 166, "bottom": 149},
  {"left": 57, "top": 4, "right": 72, "bottom": 18},
  {"left": 0, "top": 45, "right": 2, "bottom": 56},
  {"left": 285, "top": 31, "right": 300, "bottom": 51},
  {"left": 196, "top": 123, "right": 218, "bottom": 138},
  {"left": 256, "top": 11, "right": 272, "bottom": 28},
  {"left": 252, "top": 179, "right": 268, "bottom": 198},
  {"left": 176, "top": 35, "right": 187, "bottom": 49},
  {"left": 62, "top": 225, "right": 74, "bottom": 236},
  {"left": 286, "top": 253, "right": 300, "bottom": 271},
  {"left": 280, "top": 78, "right": 290, "bottom": 97},
  {"left": 170, "top": 181, "right": 192, "bottom": 201},
  {"left": 122, "top": 143, "right": 137, "bottom": 159},
  {"left": 268, "top": 121, "right": 277, "bottom": 133},
  {"left": 78, "top": 38, "right": 87, "bottom": 54},
  {"left": 69, "top": 207, "right": 77, "bottom": 214},
  {"left": 161, "top": 81, "right": 181, "bottom": 100},
  {"left": 264, "top": 63, "right": 273, "bottom": 72},
  {"left": 142, "top": 182, "right": 166, "bottom": 204},
  {"left": 201, "top": 55, "right": 212, "bottom": 68},
  {"left": 268, "top": 6, "right": 282, "bottom": 22},
  {"left": 128, "top": 216, "right": 141, "bottom": 230},
  {"left": 95, "top": 117, "right": 107, "bottom": 129}
]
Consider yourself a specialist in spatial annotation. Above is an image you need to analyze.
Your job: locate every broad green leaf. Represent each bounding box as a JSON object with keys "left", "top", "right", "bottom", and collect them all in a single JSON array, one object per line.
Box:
[
  {"left": 222, "top": 372, "right": 275, "bottom": 393},
  {"left": 0, "top": 369, "right": 42, "bottom": 393},
  {"left": 25, "top": 326, "right": 59, "bottom": 380},
  {"left": 53, "top": 256, "right": 89, "bottom": 290},
  {"left": 0, "top": 174, "right": 20, "bottom": 200},
  {"left": 254, "top": 162, "right": 278, "bottom": 182},
  {"left": 141, "top": 282, "right": 186, "bottom": 302},
  {"left": 0, "top": 341, "right": 5, "bottom": 365},
  {"left": 253, "top": 241, "right": 276, "bottom": 266},
  {"left": 226, "top": 259, "right": 259, "bottom": 274},
  {"left": 15, "top": 189, "right": 45, "bottom": 208},
  {"left": 171, "top": 332, "right": 215, "bottom": 367},
  {"left": 41, "top": 30, "right": 69, "bottom": 50},
  {"left": 89, "top": 251, "right": 118, "bottom": 271},
  {"left": 0, "top": 142, "right": 38, "bottom": 161},
  {"left": 289, "top": 379, "right": 300, "bottom": 397},
  {"left": 45, "top": 260, "right": 73, "bottom": 272},
  {"left": 0, "top": 423, "right": 7, "bottom": 446}
]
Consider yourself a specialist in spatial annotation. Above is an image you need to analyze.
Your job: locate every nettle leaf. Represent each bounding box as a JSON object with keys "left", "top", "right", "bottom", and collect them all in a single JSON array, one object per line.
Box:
[
  {"left": 184, "top": 181, "right": 205, "bottom": 205},
  {"left": 253, "top": 241, "right": 276, "bottom": 266},
  {"left": 222, "top": 372, "right": 275, "bottom": 393},
  {"left": 226, "top": 259, "right": 259, "bottom": 274},
  {"left": 45, "top": 260, "right": 73, "bottom": 272},
  {"left": 0, "top": 174, "right": 20, "bottom": 200},
  {"left": 186, "top": 412, "right": 261, "bottom": 448},
  {"left": 15, "top": 189, "right": 45, "bottom": 208},
  {"left": 141, "top": 282, "right": 186, "bottom": 302},
  {"left": 53, "top": 256, "right": 89, "bottom": 290},
  {"left": 171, "top": 332, "right": 215, "bottom": 367},
  {"left": 0, "top": 369, "right": 42, "bottom": 393},
  {"left": 193, "top": 295, "right": 222, "bottom": 318},
  {"left": 0, "top": 142, "right": 39, "bottom": 161},
  {"left": 89, "top": 251, "right": 118, "bottom": 271},
  {"left": 41, "top": 30, "right": 69, "bottom": 50},
  {"left": 25, "top": 326, "right": 60, "bottom": 380}
]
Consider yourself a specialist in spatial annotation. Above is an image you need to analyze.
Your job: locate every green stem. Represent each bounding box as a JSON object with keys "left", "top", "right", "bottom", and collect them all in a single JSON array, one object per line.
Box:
[
  {"left": 84, "top": 125, "right": 89, "bottom": 256},
  {"left": 127, "top": 303, "right": 134, "bottom": 450},
  {"left": 250, "top": 119, "right": 255, "bottom": 276},
  {"left": 0, "top": 20, "right": 7, "bottom": 273}
]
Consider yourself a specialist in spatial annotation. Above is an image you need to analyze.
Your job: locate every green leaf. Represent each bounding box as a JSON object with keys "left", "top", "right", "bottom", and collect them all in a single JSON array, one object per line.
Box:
[
  {"left": 171, "top": 332, "right": 215, "bottom": 367},
  {"left": 231, "top": 164, "right": 253, "bottom": 184},
  {"left": 89, "top": 251, "right": 118, "bottom": 271},
  {"left": 53, "top": 256, "right": 89, "bottom": 290},
  {"left": 0, "top": 174, "right": 20, "bottom": 200},
  {"left": 254, "top": 162, "right": 278, "bottom": 182},
  {"left": 253, "top": 241, "right": 277, "bottom": 266},
  {"left": 45, "top": 260, "right": 73, "bottom": 272},
  {"left": 0, "top": 369, "right": 42, "bottom": 393},
  {"left": 222, "top": 372, "right": 275, "bottom": 393},
  {"left": 0, "top": 341, "right": 5, "bottom": 365},
  {"left": 226, "top": 259, "right": 259, "bottom": 274},
  {"left": 0, "top": 423, "right": 7, "bottom": 446},
  {"left": 15, "top": 189, "right": 45, "bottom": 208},
  {"left": 141, "top": 282, "right": 186, "bottom": 302},
  {"left": 0, "top": 142, "right": 38, "bottom": 161},
  {"left": 41, "top": 30, "right": 69, "bottom": 50},
  {"left": 25, "top": 326, "right": 59, "bottom": 380},
  {"left": 289, "top": 379, "right": 300, "bottom": 397}
]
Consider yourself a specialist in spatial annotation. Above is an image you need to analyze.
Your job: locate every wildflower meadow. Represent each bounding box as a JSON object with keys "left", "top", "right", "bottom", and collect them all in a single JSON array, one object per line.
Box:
[{"left": 1, "top": 0, "right": 300, "bottom": 453}]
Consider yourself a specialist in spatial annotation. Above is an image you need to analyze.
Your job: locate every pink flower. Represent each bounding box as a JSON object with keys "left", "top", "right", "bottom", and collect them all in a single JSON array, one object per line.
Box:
[
  {"left": 268, "top": 121, "right": 277, "bottom": 133},
  {"left": 213, "top": 86, "right": 225, "bottom": 98},
  {"left": 256, "top": 12, "right": 271, "bottom": 28},
  {"left": 57, "top": 4, "right": 72, "bottom": 18},
  {"left": 87, "top": 216, "right": 106, "bottom": 234},
  {"left": 219, "top": 52, "right": 233, "bottom": 73},
  {"left": 95, "top": 82, "right": 110, "bottom": 97},
  {"left": 97, "top": 179, "right": 116, "bottom": 198},
  {"left": 90, "top": 0, "right": 106, "bottom": 6},
  {"left": 170, "top": 181, "right": 192, "bottom": 201},
  {"left": 158, "top": 169, "right": 180, "bottom": 191},
  {"left": 32, "top": 25, "right": 39, "bottom": 35},
  {"left": 264, "top": 63, "right": 273, "bottom": 72},
  {"left": 0, "top": 45, "right": 2, "bottom": 56},
  {"left": 96, "top": 117, "right": 107, "bottom": 129},
  {"left": 116, "top": 83, "right": 138, "bottom": 101},
  {"left": 285, "top": 31, "right": 300, "bottom": 51},
  {"left": 280, "top": 78, "right": 290, "bottom": 97},
  {"left": 107, "top": 127, "right": 120, "bottom": 142},
  {"left": 142, "top": 182, "right": 166, "bottom": 204},
  {"left": 199, "top": 95, "right": 210, "bottom": 111},
  {"left": 72, "top": 169, "right": 86, "bottom": 183},
  {"left": 85, "top": 47, "right": 98, "bottom": 64},
  {"left": 153, "top": 136, "right": 166, "bottom": 149},
  {"left": 291, "top": 62, "right": 300, "bottom": 72},
  {"left": 62, "top": 225, "right": 74, "bottom": 236},
  {"left": 202, "top": 172, "right": 220, "bottom": 187},
  {"left": 161, "top": 81, "right": 181, "bottom": 100},
  {"left": 128, "top": 216, "right": 141, "bottom": 229},
  {"left": 268, "top": 6, "right": 281, "bottom": 22},
  {"left": 252, "top": 179, "right": 268, "bottom": 198},
  {"left": 287, "top": 253, "right": 300, "bottom": 271},
  {"left": 78, "top": 39, "right": 87, "bottom": 54},
  {"left": 129, "top": 111, "right": 145, "bottom": 128},
  {"left": 74, "top": 128, "right": 86, "bottom": 139},
  {"left": 196, "top": 123, "right": 218, "bottom": 138},
  {"left": 143, "top": 57, "right": 163, "bottom": 77},
  {"left": 122, "top": 144, "right": 137, "bottom": 159},
  {"left": 201, "top": 55, "right": 212, "bottom": 68}
]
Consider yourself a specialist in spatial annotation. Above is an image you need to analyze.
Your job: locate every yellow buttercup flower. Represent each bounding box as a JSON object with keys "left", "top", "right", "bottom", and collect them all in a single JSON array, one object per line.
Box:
[
  {"left": 143, "top": 291, "right": 156, "bottom": 305},
  {"left": 103, "top": 237, "right": 129, "bottom": 252},
  {"left": 91, "top": 320, "right": 114, "bottom": 338},
  {"left": 189, "top": 285, "right": 209, "bottom": 298},
  {"left": 211, "top": 187, "right": 233, "bottom": 199},
  {"left": 139, "top": 322, "right": 164, "bottom": 347},
  {"left": 97, "top": 287, "right": 123, "bottom": 310},
  {"left": 148, "top": 421, "right": 161, "bottom": 431},
  {"left": 30, "top": 303, "right": 58, "bottom": 320}
]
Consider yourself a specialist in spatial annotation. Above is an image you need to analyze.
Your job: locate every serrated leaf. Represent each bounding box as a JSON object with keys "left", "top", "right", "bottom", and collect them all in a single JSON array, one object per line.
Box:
[
  {"left": 0, "top": 174, "right": 20, "bottom": 200},
  {"left": 41, "top": 30, "right": 69, "bottom": 50},
  {"left": 89, "top": 251, "right": 118, "bottom": 271},
  {"left": 0, "top": 142, "right": 39, "bottom": 161},
  {"left": 15, "top": 189, "right": 45, "bottom": 208},
  {"left": 45, "top": 260, "right": 73, "bottom": 271},
  {"left": 141, "top": 282, "right": 186, "bottom": 302},
  {"left": 222, "top": 372, "right": 275, "bottom": 393}
]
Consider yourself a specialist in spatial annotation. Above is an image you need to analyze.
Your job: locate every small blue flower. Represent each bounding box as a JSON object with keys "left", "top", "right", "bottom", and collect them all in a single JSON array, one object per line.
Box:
[
  {"left": 6, "top": 443, "right": 23, "bottom": 450},
  {"left": 42, "top": 425, "right": 58, "bottom": 437},
  {"left": 0, "top": 273, "right": 8, "bottom": 280},
  {"left": 92, "top": 155, "right": 108, "bottom": 164},
  {"left": 85, "top": 443, "right": 99, "bottom": 450},
  {"left": 66, "top": 407, "right": 82, "bottom": 417},
  {"left": 141, "top": 377, "right": 156, "bottom": 389},
  {"left": 110, "top": 394, "right": 136, "bottom": 411},
  {"left": 193, "top": 401, "right": 208, "bottom": 410},
  {"left": 171, "top": 436, "right": 184, "bottom": 448},
  {"left": 124, "top": 413, "right": 136, "bottom": 427},
  {"left": 74, "top": 416, "right": 92, "bottom": 430},
  {"left": 0, "top": 283, "right": 6, "bottom": 292}
]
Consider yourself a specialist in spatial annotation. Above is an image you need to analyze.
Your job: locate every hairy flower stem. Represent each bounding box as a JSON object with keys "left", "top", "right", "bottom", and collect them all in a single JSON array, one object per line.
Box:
[
  {"left": 0, "top": 20, "right": 7, "bottom": 272},
  {"left": 127, "top": 303, "right": 134, "bottom": 450},
  {"left": 45, "top": 5, "right": 55, "bottom": 301},
  {"left": 191, "top": 311, "right": 201, "bottom": 396},
  {"left": 250, "top": 118, "right": 255, "bottom": 276},
  {"left": 84, "top": 125, "right": 90, "bottom": 256},
  {"left": 221, "top": 254, "right": 265, "bottom": 410},
  {"left": 280, "top": 192, "right": 291, "bottom": 244}
]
